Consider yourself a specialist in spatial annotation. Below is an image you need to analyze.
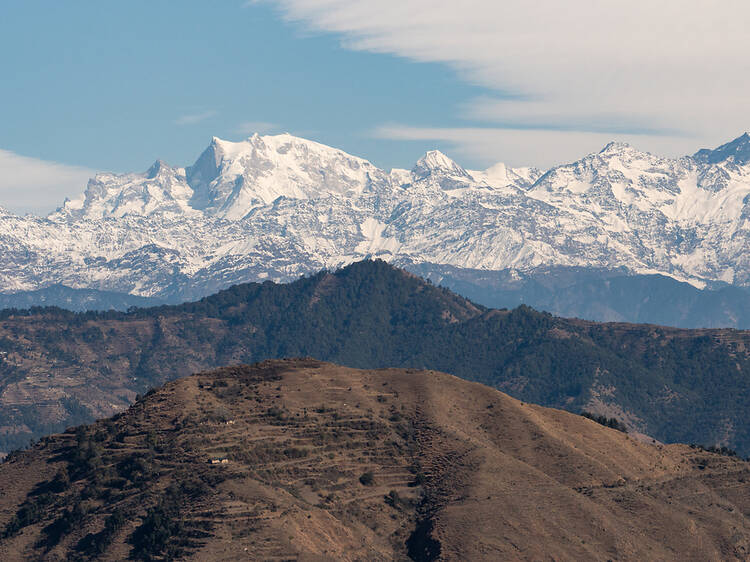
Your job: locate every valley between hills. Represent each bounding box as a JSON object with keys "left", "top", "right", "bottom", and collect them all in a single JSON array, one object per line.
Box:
[{"left": 2, "top": 359, "right": 750, "bottom": 561}]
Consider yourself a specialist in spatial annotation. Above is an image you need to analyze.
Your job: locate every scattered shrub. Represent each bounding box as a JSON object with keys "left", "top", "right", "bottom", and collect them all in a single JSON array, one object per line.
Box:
[{"left": 581, "top": 412, "right": 628, "bottom": 433}]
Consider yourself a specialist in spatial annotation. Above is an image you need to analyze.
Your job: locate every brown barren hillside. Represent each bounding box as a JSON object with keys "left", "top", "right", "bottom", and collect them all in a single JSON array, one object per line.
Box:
[{"left": 1, "top": 359, "right": 750, "bottom": 561}]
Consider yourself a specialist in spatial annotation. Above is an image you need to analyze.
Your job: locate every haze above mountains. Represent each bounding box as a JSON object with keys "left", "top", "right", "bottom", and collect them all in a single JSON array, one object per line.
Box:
[{"left": 2, "top": 132, "right": 750, "bottom": 327}]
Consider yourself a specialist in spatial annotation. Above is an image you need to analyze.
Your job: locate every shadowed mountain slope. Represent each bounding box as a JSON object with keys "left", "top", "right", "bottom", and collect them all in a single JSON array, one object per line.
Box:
[
  {"left": 1, "top": 260, "right": 750, "bottom": 455},
  {"left": 0, "top": 285, "right": 162, "bottom": 312},
  {"left": 1, "top": 360, "right": 750, "bottom": 561}
]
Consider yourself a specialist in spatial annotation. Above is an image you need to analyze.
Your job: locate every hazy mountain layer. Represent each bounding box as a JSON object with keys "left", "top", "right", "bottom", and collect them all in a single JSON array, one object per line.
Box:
[
  {"left": 0, "top": 285, "right": 162, "bottom": 312},
  {"left": 412, "top": 263, "right": 750, "bottom": 328}
]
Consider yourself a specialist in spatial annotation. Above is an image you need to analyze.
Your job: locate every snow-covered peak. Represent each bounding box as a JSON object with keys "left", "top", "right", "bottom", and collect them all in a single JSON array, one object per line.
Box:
[
  {"left": 54, "top": 161, "right": 195, "bottom": 220},
  {"left": 412, "top": 150, "right": 470, "bottom": 180},
  {"left": 145, "top": 160, "right": 173, "bottom": 179},
  {"left": 693, "top": 133, "right": 750, "bottom": 165},
  {"left": 598, "top": 141, "right": 636, "bottom": 156},
  {"left": 527, "top": 135, "right": 750, "bottom": 226},
  {"left": 185, "top": 133, "right": 391, "bottom": 219},
  {"left": 475, "top": 162, "right": 543, "bottom": 190},
  {"left": 202, "top": 133, "right": 374, "bottom": 167}
]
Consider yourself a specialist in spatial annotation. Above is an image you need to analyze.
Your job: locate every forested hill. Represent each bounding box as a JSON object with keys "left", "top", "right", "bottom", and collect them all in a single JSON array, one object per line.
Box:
[{"left": 1, "top": 260, "right": 750, "bottom": 454}]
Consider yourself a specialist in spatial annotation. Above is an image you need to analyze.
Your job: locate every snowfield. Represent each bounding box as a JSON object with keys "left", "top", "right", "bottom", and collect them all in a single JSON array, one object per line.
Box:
[{"left": 1, "top": 132, "right": 749, "bottom": 300}]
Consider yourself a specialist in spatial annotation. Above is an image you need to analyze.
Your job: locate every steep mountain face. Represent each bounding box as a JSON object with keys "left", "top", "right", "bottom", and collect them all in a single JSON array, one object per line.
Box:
[
  {"left": 525, "top": 141, "right": 750, "bottom": 285},
  {"left": 184, "top": 134, "right": 393, "bottom": 219},
  {"left": 2, "top": 360, "right": 750, "bottom": 561},
  {"left": 694, "top": 132, "right": 750, "bottom": 166},
  {"left": 2, "top": 132, "right": 749, "bottom": 321},
  {"left": 1, "top": 260, "right": 750, "bottom": 456}
]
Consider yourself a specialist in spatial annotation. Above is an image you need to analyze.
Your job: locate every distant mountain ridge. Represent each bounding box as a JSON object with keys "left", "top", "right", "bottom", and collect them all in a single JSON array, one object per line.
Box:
[
  {"left": 3, "top": 268, "right": 750, "bottom": 330},
  {"left": 1, "top": 132, "right": 749, "bottom": 324},
  {"left": 0, "top": 285, "right": 162, "bottom": 312}
]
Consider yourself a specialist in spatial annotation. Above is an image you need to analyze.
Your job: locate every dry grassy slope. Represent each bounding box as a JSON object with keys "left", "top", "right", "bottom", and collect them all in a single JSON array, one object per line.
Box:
[{"left": 0, "top": 359, "right": 749, "bottom": 561}]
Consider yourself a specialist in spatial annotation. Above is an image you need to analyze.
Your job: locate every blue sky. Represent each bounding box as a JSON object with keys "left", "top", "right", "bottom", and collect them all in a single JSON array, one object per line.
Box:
[
  {"left": 0, "top": 1, "right": 481, "bottom": 173},
  {"left": 1, "top": 0, "right": 748, "bottom": 214}
]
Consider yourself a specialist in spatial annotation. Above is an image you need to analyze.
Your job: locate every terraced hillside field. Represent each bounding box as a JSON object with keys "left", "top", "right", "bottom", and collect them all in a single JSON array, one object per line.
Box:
[{"left": 1, "top": 359, "right": 750, "bottom": 560}]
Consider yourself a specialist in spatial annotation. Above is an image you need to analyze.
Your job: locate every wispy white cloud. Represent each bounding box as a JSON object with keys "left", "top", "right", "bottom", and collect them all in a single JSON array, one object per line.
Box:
[
  {"left": 235, "top": 121, "right": 279, "bottom": 135},
  {"left": 0, "top": 150, "right": 95, "bottom": 216},
  {"left": 261, "top": 0, "right": 750, "bottom": 165},
  {"left": 175, "top": 110, "right": 217, "bottom": 125}
]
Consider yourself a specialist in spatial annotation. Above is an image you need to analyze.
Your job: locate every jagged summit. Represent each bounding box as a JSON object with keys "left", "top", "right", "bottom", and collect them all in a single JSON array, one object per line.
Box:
[
  {"left": 145, "top": 159, "right": 171, "bottom": 179},
  {"left": 693, "top": 132, "right": 750, "bottom": 165},
  {"left": 185, "top": 133, "right": 388, "bottom": 219},
  {"left": 412, "top": 149, "right": 470, "bottom": 179},
  {"left": 599, "top": 140, "right": 636, "bottom": 155},
  {"left": 593, "top": 141, "right": 666, "bottom": 165}
]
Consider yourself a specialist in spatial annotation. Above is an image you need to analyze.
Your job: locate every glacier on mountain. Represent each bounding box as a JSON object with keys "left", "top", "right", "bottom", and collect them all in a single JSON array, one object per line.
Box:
[{"left": 1, "top": 132, "right": 749, "bottom": 301}]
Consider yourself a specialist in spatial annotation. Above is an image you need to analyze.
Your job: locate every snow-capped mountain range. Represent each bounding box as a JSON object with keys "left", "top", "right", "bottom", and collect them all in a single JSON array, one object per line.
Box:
[{"left": 1, "top": 132, "right": 750, "bottom": 303}]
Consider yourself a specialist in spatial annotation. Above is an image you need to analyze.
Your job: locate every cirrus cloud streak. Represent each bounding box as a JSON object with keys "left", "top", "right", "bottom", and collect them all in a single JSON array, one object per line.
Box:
[
  {"left": 259, "top": 0, "right": 750, "bottom": 165},
  {"left": 0, "top": 150, "right": 96, "bottom": 216}
]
